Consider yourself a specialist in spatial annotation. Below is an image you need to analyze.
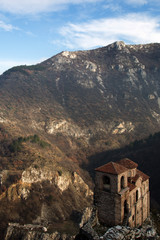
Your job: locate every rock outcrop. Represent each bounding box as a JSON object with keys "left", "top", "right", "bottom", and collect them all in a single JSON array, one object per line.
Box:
[
  {"left": 75, "top": 207, "right": 159, "bottom": 240},
  {"left": 5, "top": 223, "right": 75, "bottom": 240},
  {"left": 103, "top": 225, "right": 158, "bottom": 240},
  {"left": 21, "top": 167, "right": 93, "bottom": 197}
]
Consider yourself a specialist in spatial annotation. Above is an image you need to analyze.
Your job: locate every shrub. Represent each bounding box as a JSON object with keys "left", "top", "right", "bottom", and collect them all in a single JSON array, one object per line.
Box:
[
  {"left": 9, "top": 140, "right": 23, "bottom": 153},
  {"left": 39, "top": 141, "right": 49, "bottom": 148},
  {"left": 8, "top": 135, "right": 50, "bottom": 154},
  {"left": 31, "top": 134, "right": 40, "bottom": 143}
]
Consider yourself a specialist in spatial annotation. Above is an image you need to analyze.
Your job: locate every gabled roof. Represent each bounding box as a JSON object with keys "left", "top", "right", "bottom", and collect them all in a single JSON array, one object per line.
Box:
[
  {"left": 131, "top": 174, "right": 142, "bottom": 183},
  {"left": 128, "top": 182, "right": 136, "bottom": 191},
  {"left": 137, "top": 169, "right": 150, "bottom": 181},
  {"left": 95, "top": 162, "right": 128, "bottom": 175},
  {"left": 116, "top": 158, "right": 138, "bottom": 169}
]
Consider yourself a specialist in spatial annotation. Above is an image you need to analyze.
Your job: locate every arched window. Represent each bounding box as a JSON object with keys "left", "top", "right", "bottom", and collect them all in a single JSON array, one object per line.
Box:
[
  {"left": 136, "top": 190, "right": 139, "bottom": 202},
  {"left": 103, "top": 176, "right": 110, "bottom": 191},
  {"left": 121, "top": 176, "right": 125, "bottom": 189}
]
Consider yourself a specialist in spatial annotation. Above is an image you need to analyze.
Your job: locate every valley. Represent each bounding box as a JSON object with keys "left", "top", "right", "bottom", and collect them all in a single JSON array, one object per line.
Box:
[{"left": 0, "top": 41, "right": 160, "bottom": 238}]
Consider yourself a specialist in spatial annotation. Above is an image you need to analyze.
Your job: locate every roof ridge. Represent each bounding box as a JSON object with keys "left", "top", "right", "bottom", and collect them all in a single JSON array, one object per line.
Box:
[
  {"left": 112, "top": 162, "right": 118, "bottom": 174},
  {"left": 117, "top": 158, "right": 138, "bottom": 169},
  {"left": 95, "top": 161, "right": 128, "bottom": 175},
  {"left": 137, "top": 169, "right": 150, "bottom": 180}
]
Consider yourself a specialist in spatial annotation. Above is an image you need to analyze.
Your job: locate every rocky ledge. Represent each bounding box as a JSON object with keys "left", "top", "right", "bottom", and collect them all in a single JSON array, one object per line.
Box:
[
  {"left": 79, "top": 221, "right": 159, "bottom": 240},
  {"left": 77, "top": 208, "right": 159, "bottom": 240},
  {"left": 102, "top": 225, "right": 158, "bottom": 240},
  {"left": 5, "top": 223, "right": 75, "bottom": 240},
  {"left": 4, "top": 207, "right": 159, "bottom": 240}
]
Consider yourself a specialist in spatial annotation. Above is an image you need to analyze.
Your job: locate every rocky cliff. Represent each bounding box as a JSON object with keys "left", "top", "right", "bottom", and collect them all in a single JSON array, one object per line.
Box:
[
  {"left": 1, "top": 41, "right": 160, "bottom": 238},
  {"left": 4, "top": 207, "right": 159, "bottom": 240}
]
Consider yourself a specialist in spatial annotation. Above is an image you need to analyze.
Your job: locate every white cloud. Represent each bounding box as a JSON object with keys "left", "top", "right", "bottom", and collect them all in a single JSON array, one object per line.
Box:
[
  {"left": 124, "top": 0, "right": 147, "bottom": 5},
  {"left": 0, "top": 20, "right": 18, "bottom": 31},
  {"left": 59, "top": 14, "right": 160, "bottom": 50},
  {"left": 124, "top": 0, "right": 160, "bottom": 7},
  {"left": 103, "top": 3, "right": 121, "bottom": 12},
  {"left": 0, "top": 0, "right": 102, "bottom": 15}
]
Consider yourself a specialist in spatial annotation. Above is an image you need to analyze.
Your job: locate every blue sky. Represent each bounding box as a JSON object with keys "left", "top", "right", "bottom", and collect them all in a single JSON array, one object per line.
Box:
[{"left": 0, "top": 0, "right": 160, "bottom": 74}]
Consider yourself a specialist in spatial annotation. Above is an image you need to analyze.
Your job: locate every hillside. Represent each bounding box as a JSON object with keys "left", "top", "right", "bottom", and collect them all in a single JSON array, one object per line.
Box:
[
  {"left": 0, "top": 41, "right": 160, "bottom": 238},
  {"left": 1, "top": 41, "right": 160, "bottom": 152}
]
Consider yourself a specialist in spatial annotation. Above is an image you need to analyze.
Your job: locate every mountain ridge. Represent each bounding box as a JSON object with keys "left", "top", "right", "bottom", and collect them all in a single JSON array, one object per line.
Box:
[
  {"left": 1, "top": 41, "right": 160, "bottom": 144},
  {"left": 0, "top": 41, "right": 160, "bottom": 238}
]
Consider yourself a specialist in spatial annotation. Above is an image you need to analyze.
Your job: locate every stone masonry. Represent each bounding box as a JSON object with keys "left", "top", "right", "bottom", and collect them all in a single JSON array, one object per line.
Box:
[{"left": 94, "top": 158, "right": 150, "bottom": 227}]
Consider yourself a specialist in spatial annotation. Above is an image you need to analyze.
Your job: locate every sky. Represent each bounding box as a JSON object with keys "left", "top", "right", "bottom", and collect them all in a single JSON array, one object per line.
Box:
[{"left": 0, "top": 0, "right": 160, "bottom": 74}]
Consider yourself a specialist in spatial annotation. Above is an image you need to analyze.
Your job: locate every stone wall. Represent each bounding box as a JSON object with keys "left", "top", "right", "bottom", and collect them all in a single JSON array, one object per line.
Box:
[
  {"left": 95, "top": 167, "right": 150, "bottom": 227},
  {"left": 94, "top": 188, "right": 123, "bottom": 226}
]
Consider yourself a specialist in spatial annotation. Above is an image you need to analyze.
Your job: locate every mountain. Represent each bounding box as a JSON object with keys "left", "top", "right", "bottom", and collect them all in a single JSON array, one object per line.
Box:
[
  {"left": 1, "top": 41, "right": 160, "bottom": 238},
  {"left": 1, "top": 41, "right": 160, "bottom": 152}
]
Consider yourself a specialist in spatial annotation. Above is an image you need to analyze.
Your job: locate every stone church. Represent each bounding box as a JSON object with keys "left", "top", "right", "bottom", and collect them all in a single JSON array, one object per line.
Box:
[{"left": 94, "top": 158, "right": 150, "bottom": 227}]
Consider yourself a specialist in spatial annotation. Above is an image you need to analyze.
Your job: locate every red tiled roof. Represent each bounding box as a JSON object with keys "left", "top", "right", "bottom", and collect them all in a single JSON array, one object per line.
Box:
[
  {"left": 128, "top": 171, "right": 149, "bottom": 191},
  {"left": 131, "top": 174, "right": 141, "bottom": 183},
  {"left": 137, "top": 169, "right": 149, "bottom": 181},
  {"left": 128, "top": 182, "right": 136, "bottom": 191},
  {"left": 95, "top": 162, "right": 128, "bottom": 175},
  {"left": 117, "top": 158, "right": 138, "bottom": 169}
]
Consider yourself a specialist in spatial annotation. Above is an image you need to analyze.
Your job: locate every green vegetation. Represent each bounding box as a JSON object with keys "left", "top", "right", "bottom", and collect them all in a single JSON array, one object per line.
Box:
[
  {"left": 9, "top": 139, "right": 23, "bottom": 153},
  {"left": 9, "top": 134, "right": 50, "bottom": 153},
  {"left": 28, "top": 134, "right": 50, "bottom": 148}
]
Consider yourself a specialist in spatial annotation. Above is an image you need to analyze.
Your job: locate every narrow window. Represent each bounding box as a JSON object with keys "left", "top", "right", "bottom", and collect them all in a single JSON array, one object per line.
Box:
[
  {"left": 136, "top": 190, "right": 139, "bottom": 202},
  {"left": 121, "top": 176, "right": 125, "bottom": 189},
  {"left": 103, "top": 176, "right": 110, "bottom": 192},
  {"left": 124, "top": 200, "right": 128, "bottom": 214}
]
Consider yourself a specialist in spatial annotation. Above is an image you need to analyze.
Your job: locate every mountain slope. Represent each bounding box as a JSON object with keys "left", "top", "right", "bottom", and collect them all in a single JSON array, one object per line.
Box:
[
  {"left": 1, "top": 41, "right": 160, "bottom": 150},
  {"left": 1, "top": 41, "right": 160, "bottom": 237}
]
